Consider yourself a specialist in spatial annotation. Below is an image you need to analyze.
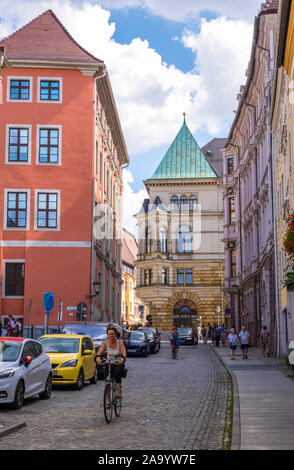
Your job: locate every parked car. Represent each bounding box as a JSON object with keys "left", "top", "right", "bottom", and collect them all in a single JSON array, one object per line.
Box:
[
  {"left": 61, "top": 322, "right": 122, "bottom": 352},
  {"left": 177, "top": 328, "right": 198, "bottom": 345},
  {"left": 0, "top": 336, "right": 52, "bottom": 410},
  {"left": 138, "top": 328, "right": 160, "bottom": 353},
  {"left": 140, "top": 327, "right": 161, "bottom": 342},
  {"left": 38, "top": 334, "right": 97, "bottom": 389},
  {"left": 123, "top": 330, "right": 150, "bottom": 357}
]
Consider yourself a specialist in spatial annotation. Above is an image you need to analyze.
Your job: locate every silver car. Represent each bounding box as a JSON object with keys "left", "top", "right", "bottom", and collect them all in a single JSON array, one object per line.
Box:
[{"left": 0, "top": 337, "right": 52, "bottom": 409}]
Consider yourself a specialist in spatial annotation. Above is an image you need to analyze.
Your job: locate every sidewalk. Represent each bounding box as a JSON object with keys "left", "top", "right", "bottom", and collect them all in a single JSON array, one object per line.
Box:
[
  {"left": 0, "top": 419, "right": 26, "bottom": 438},
  {"left": 211, "top": 343, "right": 294, "bottom": 450}
]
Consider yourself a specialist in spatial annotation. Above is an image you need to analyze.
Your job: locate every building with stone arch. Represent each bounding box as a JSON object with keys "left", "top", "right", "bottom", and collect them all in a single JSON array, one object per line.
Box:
[{"left": 134, "top": 116, "right": 226, "bottom": 330}]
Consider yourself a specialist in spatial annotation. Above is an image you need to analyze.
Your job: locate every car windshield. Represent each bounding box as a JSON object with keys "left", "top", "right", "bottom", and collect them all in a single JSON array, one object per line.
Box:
[
  {"left": 178, "top": 328, "right": 192, "bottom": 335},
  {"left": 144, "top": 331, "right": 153, "bottom": 339},
  {"left": 129, "top": 332, "right": 145, "bottom": 341},
  {"left": 0, "top": 341, "right": 22, "bottom": 362},
  {"left": 61, "top": 324, "right": 107, "bottom": 340},
  {"left": 39, "top": 337, "right": 80, "bottom": 354}
]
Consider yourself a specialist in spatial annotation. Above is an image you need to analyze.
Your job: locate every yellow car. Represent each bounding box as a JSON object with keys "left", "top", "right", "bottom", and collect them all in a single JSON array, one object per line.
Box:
[{"left": 38, "top": 334, "right": 97, "bottom": 389}]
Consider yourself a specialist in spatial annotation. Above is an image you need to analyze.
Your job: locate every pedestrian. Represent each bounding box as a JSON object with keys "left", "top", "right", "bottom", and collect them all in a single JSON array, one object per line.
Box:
[
  {"left": 15, "top": 318, "right": 23, "bottom": 337},
  {"left": 227, "top": 328, "right": 238, "bottom": 360},
  {"left": 170, "top": 327, "right": 180, "bottom": 358},
  {"left": 6, "top": 315, "right": 16, "bottom": 337},
  {"left": 207, "top": 323, "right": 212, "bottom": 341},
  {"left": 201, "top": 326, "right": 207, "bottom": 344},
  {"left": 220, "top": 323, "right": 227, "bottom": 346},
  {"left": 238, "top": 325, "right": 250, "bottom": 359},
  {"left": 215, "top": 325, "right": 221, "bottom": 347},
  {"left": 260, "top": 326, "right": 270, "bottom": 357}
]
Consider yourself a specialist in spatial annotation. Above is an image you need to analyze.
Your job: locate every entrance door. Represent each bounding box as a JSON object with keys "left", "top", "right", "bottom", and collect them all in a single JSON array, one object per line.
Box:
[{"left": 173, "top": 301, "right": 197, "bottom": 328}]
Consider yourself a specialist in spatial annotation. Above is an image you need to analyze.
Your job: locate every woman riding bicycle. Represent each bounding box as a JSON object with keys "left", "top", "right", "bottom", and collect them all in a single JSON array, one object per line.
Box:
[{"left": 96, "top": 326, "right": 126, "bottom": 398}]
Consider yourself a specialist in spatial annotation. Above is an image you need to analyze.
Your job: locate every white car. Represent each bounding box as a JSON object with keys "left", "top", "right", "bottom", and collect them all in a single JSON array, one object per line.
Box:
[{"left": 0, "top": 337, "right": 52, "bottom": 409}]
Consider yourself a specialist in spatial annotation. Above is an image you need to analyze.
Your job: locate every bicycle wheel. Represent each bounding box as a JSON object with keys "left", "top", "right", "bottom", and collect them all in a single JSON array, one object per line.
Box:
[
  {"left": 103, "top": 383, "right": 113, "bottom": 424},
  {"left": 114, "top": 383, "right": 122, "bottom": 418}
]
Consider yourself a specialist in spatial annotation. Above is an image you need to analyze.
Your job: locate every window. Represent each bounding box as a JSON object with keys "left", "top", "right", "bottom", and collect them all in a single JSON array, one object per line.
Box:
[
  {"left": 177, "top": 226, "right": 192, "bottom": 253},
  {"left": 38, "top": 128, "right": 60, "bottom": 164},
  {"left": 231, "top": 250, "right": 236, "bottom": 278},
  {"left": 162, "top": 268, "right": 168, "bottom": 285},
  {"left": 171, "top": 196, "right": 178, "bottom": 211},
  {"left": 177, "top": 268, "right": 193, "bottom": 285},
  {"left": 8, "top": 128, "right": 29, "bottom": 162},
  {"left": 39, "top": 79, "right": 61, "bottom": 101},
  {"left": 7, "top": 192, "right": 27, "bottom": 228},
  {"left": 36, "top": 192, "right": 58, "bottom": 229},
  {"left": 160, "top": 227, "right": 167, "bottom": 252},
  {"left": 180, "top": 195, "right": 188, "bottom": 211},
  {"left": 145, "top": 227, "right": 152, "bottom": 253},
  {"left": 227, "top": 157, "right": 234, "bottom": 175},
  {"left": 189, "top": 195, "right": 197, "bottom": 211},
  {"left": 144, "top": 269, "right": 152, "bottom": 286},
  {"left": 229, "top": 197, "right": 235, "bottom": 224},
  {"left": 5, "top": 263, "right": 25, "bottom": 296},
  {"left": 7, "top": 77, "right": 32, "bottom": 102}
]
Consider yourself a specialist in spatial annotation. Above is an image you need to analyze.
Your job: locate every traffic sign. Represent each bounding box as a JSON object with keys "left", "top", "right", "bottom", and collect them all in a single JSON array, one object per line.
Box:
[
  {"left": 225, "top": 307, "right": 231, "bottom": 316},
  {"left": 241, "top": 306, "right": 251, "bottom": 317}
]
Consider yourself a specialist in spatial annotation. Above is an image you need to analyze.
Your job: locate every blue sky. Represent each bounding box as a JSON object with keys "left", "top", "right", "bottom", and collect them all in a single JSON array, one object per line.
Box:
[{"left": 0, "top": 0, "right": 261, "bottom": 232}]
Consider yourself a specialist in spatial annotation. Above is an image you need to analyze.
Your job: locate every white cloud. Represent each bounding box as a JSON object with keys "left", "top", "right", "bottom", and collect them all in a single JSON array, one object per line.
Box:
[
  {"left": 99, "top": 0, "right": 263, "bottom": 22},
  {"left": 122, "top": 169, "right": 148, "bottom": 236}
]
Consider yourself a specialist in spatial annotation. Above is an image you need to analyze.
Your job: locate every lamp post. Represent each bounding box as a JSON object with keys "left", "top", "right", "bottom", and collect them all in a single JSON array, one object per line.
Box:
[
  {"left": 216, "top": 305, "right": 221, "bottom": 326},
  {"left": 87, "top": 281, "right": 102, "bottom": 322}
]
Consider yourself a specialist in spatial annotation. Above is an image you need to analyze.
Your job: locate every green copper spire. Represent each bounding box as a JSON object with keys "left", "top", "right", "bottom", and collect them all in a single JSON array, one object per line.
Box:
[{"left": 151, "top": 115, "right": 218, "bottom": 179}]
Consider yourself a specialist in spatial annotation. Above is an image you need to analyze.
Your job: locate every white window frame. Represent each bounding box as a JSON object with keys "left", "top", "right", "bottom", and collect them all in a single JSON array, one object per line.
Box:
[
  {"left": 36, "top": 125, "right": 62, "bottom": 166},
  {"left": 2, "top": 259, "right": 25, "bottom": 299},
  {"left": 37, "top": 77, "right": 63, "bottom": 104},
  {"left": 4, "top": 189, "right": 31, "bottom": 231},
  {"left": 6, "top": 76, "right": 33, "bottom": 103},
  {"left": 5, "top": 124, "right": 32, "bottom": 165},
  {"left": 34, "top": 189, "right": 61, "bottom": 231}
]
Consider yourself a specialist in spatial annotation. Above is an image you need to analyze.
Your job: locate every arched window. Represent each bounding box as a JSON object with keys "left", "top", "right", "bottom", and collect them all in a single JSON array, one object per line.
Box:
[
  {"left": 171, "top": 195, "right": 178, "bottom": 211},
  {"left": 189, "top": 195, "right": 197, "bottom": 211},
  {"left": 177, "top": 225, "right": 192, "bottom": 253},
  {"left": 180, "top": 195, "right": 188, "bottom": 211},
  {"left": 160, "top": 227, "right": 167, "bottom": 253},
  {"left": 145, "top": 227, "right": 152, "bottom": 253}
]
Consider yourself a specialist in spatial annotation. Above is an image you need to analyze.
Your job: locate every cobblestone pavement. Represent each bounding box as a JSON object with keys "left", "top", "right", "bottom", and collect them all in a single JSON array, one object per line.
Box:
[{"left": 0, "top": 343, "right": 231, "bottom": 450}]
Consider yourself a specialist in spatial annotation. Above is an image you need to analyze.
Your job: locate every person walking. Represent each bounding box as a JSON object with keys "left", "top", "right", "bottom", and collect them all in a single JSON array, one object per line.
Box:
[
  {"left": 201, "top": 326, "right": 207, "bottom": 344},
  {"left": 207, "top": 323, "right": 212, "bottom": 341},
  {"left": 238, "top": 325, "right": 250, "bottom": 359},
  {"left": 227, "top": 328, "right": 238, "bottom": 360},
  {"left": 170, "top": 327, "right": 180, "bottom": 358},
  {"left": 260, "top": 326, "right": 270, "bottom": 357},
  {"left": 215, "top": 325, "right": 221, "bottom": 347},
  {"left": 220, "top": 324, "right": 227, "bottom": 346},
  {"left": 15, "top": 319, "right": 23, "bottom": 337}
]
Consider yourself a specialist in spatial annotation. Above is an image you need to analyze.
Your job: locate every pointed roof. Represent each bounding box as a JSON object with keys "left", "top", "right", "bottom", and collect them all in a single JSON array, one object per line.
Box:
[
  {"left": 0, "top": 9, "right": 103, "bottom": 64},
  {"left": 150, "top": 116, "right": 218, "bottom": 180}
]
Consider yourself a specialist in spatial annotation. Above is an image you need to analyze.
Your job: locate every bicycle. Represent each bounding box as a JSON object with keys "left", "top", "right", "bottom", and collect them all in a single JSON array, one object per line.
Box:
[
  {"left": 101, "top": 356, "right": 123, "bottom": 424},
  {"left": 170, "top": 340, "right": 178, "bottom": 360}
]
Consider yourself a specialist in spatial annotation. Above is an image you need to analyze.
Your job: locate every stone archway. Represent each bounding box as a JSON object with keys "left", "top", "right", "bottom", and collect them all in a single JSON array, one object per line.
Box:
[{"left": 173, "top": 299, "right": 197, "bottom": 328}]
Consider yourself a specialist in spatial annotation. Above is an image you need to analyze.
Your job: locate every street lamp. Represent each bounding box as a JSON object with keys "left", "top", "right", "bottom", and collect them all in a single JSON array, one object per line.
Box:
[
  {"left": 93, "top": 281, "right": 102, "bottom": 296},
  {"left": 216, "top": 305, "right": 221, "bottom": 326}
]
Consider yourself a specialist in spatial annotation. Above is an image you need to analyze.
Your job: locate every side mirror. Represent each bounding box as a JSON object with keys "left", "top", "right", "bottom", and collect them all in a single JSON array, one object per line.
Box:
[
  {"left": 83, "top": 349, "right": 92, "bottom": 355},
  {"left": 25, "top": 356, "right": 32, "bottom": 366}
]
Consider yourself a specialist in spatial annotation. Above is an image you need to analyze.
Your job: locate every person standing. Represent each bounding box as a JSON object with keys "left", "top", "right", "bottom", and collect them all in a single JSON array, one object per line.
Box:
[
  {"left": 227, "top": 328, "right": 238, "bottom": 360},
  {"left": 201, "top": 326, "right": 207, "bottom": 344},
  {"left": 6, "top": 315, "right": 16, "bottom": 337},
  {"left": 215, "top": 325, "right": 221, "bottom": 347},
  {"left": 238, "top": 325, "right": 250, "bottom": 359},
  {"left": 170, "top": 327, "right": 180, "bottom": 358},
  {"left": 220, "top": 324, "right": 227, "bottom": 346},
  {"left": 15, "top": 319, "right": 23, "bottom": 337},
  {"left": 260, "top": 326, "right": 270, "bottom": 357}
]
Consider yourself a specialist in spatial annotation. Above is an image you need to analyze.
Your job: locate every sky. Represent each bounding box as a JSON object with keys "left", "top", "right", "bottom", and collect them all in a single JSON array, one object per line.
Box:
[{"left": 0, "top": 0, "right": 263, "bottom": 235}]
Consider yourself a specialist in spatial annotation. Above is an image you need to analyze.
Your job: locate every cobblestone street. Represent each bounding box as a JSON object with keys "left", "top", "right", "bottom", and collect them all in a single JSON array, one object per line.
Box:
[{"left": 0, "top": 343, "right": 231, "bottom": 450}]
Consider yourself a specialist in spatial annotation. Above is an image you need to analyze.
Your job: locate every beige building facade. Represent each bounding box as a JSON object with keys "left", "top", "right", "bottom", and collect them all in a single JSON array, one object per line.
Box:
[{"left": 134, "top": 118, "right": 226, "bottom": 330}]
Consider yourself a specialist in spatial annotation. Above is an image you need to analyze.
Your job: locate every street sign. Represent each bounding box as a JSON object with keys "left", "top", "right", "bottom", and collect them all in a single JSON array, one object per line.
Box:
[
  {"left": 44, "top": 293, "right": 54, "bottom": 316},
  {"left": 241, "top": 306, "right": 251, "bottom": 317},
  {"left": 139, "top": 305, "right": 144, "bottom": 312}
]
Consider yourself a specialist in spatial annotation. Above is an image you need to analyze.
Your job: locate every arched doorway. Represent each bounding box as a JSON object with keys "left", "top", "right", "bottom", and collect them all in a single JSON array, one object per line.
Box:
[{"left": 173, "top": 299, "right": 197, "bottom": 328}]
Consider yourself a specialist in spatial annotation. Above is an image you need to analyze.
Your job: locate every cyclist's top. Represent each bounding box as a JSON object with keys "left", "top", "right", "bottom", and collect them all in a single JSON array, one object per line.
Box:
[
  {"left": 106, "top": 340, "right": 121, "bottom": 359},
  {"left": 171, "top": 332, "right": 179, "bottom": 347}
]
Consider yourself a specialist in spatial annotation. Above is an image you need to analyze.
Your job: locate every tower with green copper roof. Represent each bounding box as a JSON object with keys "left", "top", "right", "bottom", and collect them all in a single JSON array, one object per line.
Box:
[{"left": 150, "top": 114, "right": 218, "bottom": 180}]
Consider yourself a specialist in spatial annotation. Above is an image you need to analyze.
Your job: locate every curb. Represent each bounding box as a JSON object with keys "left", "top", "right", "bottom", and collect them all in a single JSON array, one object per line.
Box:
[
  {"left": 209, "top": 345, "right": 241, "bottom": 450},
  {"left": 0, "top": 421, "right": 26, "bottom": 438}
]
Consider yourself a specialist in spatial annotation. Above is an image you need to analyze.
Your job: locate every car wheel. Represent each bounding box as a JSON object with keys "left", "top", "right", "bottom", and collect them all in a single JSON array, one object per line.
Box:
[
  {"left": 90, "top": 367, "right": 98, "bottom": 384},
  {"left": 74, "top": 368, "right": 84, "bottom": 390},
  {"left": 10, "top": 380, "right": 25, "bottom": 410},
  {"left": 39, "top": 374, "right": 52, "bottom": 400}
]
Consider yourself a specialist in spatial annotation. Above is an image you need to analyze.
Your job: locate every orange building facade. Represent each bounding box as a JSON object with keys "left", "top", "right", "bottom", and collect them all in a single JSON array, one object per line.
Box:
[{"left": 0, "top": 10, "right": 128, "bottom": 329}]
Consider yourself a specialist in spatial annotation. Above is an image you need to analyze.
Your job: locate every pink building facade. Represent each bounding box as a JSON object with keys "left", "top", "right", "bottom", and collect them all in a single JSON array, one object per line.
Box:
[{"left": 222, "top": 1, "right": 278, "bottom": 351}]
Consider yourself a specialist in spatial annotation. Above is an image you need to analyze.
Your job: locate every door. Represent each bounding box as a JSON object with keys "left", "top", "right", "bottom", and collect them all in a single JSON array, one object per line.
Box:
[
  {"left": 21, "top": 341, "right": 40, "bottom": 397},
  {"left": 81, "top": 337, "right": 94, "bottom": 380}
]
